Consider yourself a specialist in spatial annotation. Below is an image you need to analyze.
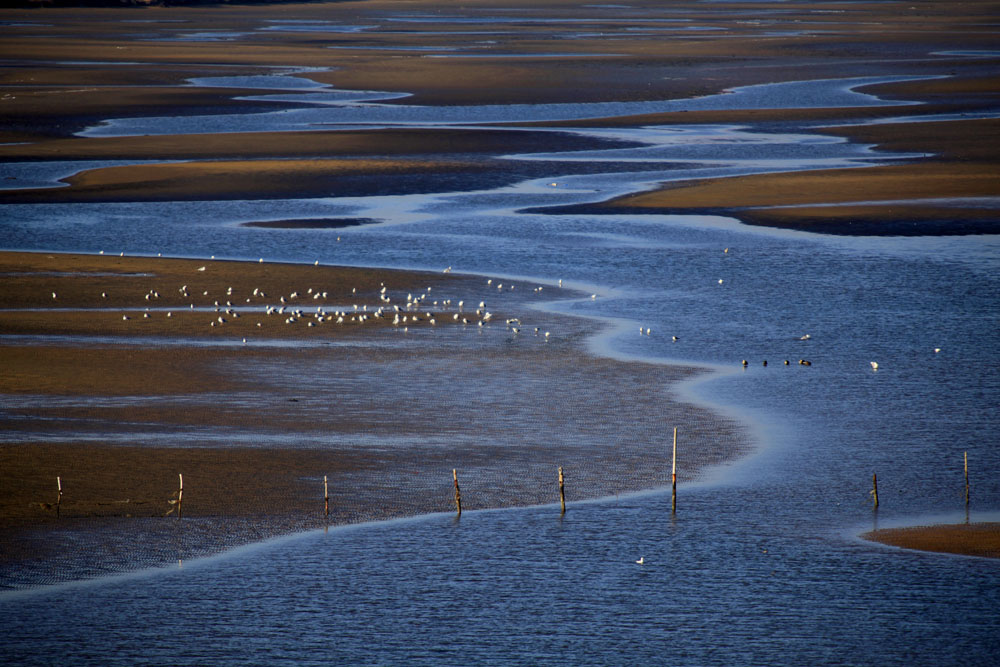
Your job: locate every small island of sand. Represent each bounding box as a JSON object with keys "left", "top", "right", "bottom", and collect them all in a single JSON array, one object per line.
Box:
[{"left": 863, "top": 523, "right": 1000, "bottom": 559}]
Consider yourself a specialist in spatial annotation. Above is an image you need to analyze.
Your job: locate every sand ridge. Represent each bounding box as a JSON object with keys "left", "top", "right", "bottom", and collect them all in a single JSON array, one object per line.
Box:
[
  {"left": 0, "top": 251, "right": 747, "bottom": 587},
  {"left": 1, "top": 0, "right": 998, "bottom": 235},
  {"left": 597, "top": 112, "right": 1000, "bottom": 235},
  {"left": 864, "top": 524, "right": 1000, "bottom": 559}
]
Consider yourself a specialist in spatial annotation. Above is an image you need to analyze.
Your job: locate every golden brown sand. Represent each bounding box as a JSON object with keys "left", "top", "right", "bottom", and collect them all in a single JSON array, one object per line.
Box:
[
  {"left": 1, "top": 0, "right": 997, "bottom": 234},
  {"left": 864, "top": 524, "right": 1000, "bottom": 559},
  {"left": 554, "top": 74, "right": 1000, "bottom": 234},
  {"left": 0, "top": 251, "right": 461, "bottom": 341},
  {"left": 602, "top": 115, "right": 1000, "bottom": 235},
  {"left": 0, "top": 251, "right": 745, "bottom": 586}
]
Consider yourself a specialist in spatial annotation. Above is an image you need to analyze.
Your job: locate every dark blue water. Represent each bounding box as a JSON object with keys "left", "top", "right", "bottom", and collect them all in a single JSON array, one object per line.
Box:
[
  {"left": 3, "top": 498, "right": 999, "bottom": 666},
  {"left": 2, "top": 62, "right": 999, "bottom": 664}
]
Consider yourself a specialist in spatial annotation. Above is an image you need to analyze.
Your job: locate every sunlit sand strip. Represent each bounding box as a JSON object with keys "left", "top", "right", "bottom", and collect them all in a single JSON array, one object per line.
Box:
[
  {"left": 0, "top": 251, "right": 747, "bottom": 589},
  {"left": 863, "top": 523, "right": 1000, "bottom": 559}
]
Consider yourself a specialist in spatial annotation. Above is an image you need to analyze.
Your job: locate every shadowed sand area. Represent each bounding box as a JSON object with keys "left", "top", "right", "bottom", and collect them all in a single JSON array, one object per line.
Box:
[
  {"left": 0, "top": 251, "right": 744, "bottom": 587},
  {"left": 1, "top": 158, "right": 483, "bottom": 203},
  {"left": 864, "top": 524, "right": 1000, "bottom": 559}
]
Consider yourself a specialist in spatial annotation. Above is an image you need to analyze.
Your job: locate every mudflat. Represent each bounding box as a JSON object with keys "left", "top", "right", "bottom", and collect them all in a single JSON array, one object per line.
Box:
[
  {"left": 864, "top": 524, "right": 1000, "bottom": 559},
  {"left": 601, "top": 115, "right": 1000, "bottom": 236},
  {"left": 0, "top": 251, "right": 744, "bottom": 586},
  {"left": 2, "top": 0, "right": 998, "bottom": 233}
]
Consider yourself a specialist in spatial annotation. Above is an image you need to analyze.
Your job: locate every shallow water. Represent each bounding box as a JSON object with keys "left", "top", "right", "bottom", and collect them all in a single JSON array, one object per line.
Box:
[
  {"left": 3, "top": 501, "right": 999, "bottom": 666},
  {"left": 78, "top": 74, "right": 920, "bottom": 137},
  {"left": 2, "top": 51, "right": 1000, "bottom": 665}
]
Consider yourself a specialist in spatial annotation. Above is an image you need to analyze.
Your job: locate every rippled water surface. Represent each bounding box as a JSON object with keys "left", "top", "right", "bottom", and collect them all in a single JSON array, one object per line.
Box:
[
  {"left": 2, "top": 45, "right": 999, "bottom": 666},
  {"left": 3, "top": 500, "right": 1000, "bottom": 666}
]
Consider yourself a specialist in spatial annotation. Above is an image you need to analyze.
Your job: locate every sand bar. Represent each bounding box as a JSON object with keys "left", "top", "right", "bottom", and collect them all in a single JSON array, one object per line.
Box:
[
  {"left": 2, "top": 0, "right": 998, "bottom": 235},
  {"left": 0, "top": 251, "right": 745, "bottom": 588},
  {"left": 3, "top": 0, "right": 998, "bottom": 587},
  {"left": 863, "top": 524, "right": 1000, "bottom": 559},
  {"left": 592, "top": 109, "right": 1000, "bottom": 235}
]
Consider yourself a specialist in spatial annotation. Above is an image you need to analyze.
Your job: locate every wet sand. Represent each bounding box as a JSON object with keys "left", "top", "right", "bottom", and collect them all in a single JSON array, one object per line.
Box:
[
  {"left": 0, "top": 157, "right": 487, "bottom": 203},
  {"left": 597, "top": 115, "right": 1000, "bottom": 236},
  {"left": 535, "top": 77, "right": 1000, "bottom": 234},
  {"left": 0, "top": 251, "right": 745, "bottom": 587},
  {"left": 864, "top": 524, "right": 1000, "bottom": 559}
]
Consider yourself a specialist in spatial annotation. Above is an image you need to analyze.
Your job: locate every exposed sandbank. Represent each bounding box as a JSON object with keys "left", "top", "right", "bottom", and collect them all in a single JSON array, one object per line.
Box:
[
  {"left": 863, "top": 524, "right": 1000, "bottom": 559},
  {"left": 0, "top": 251, "right": 745, "bottom": 587},
  {"left": 593, "top": 114, "right": 1000, "bottom": 236},
  {"left": 2, "top": 1, "right": 998, "bottom": 234}
]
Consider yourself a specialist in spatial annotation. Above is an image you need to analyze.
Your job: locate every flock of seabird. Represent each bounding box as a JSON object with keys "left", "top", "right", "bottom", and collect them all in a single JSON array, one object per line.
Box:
[
  {"left": 105, "top": 261, "right": 554, "bottom": 342},
  {"left": 88, "top": 253, "right": 942, "bottom": 369}
]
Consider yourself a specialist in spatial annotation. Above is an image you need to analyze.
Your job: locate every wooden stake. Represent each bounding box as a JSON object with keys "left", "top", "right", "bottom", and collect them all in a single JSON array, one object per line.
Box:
[
  {"left": 324, "top": 475, "right": 330, "bottom": 517},
  {"left": 558, "top": 467, "right": 566, "bottom": 514},
  {"left": 453, "top": 469, "right": 462, "bottom": 516},
  {"left": 177, "top": 473, "right": 184, "bottom": 519},
  {"left": 672, "top": 426, "right": 678, "bottom": 513},
  {"left": 964, "top": 451, "right": 970, "bottom": 507},
  {"left": 56, "top": 476, "right": 62, "bottom": 519},
  {"left": 871, "top": 473, "right": 879, "bottom": 510}
]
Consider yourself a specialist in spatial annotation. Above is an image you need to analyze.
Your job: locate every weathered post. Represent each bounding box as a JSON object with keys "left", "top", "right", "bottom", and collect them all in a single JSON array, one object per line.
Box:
[
  {"left": 177, "top": 473, "right": 184, "bottom": 519},
  {"left": 964, "top": 452, "right": 970, "bottom": 507},
  {"left": 324, "top": 475, "right": 330, "bottom": 517},
  {"left": 56, "top": 476, "right": 62, "bottom": 519},
  {"left": 453, "top": 469, "right": 462, "bottom": 516},
  {"left": 672, "top": 426, "right": 678, "bottom": 513},
  {"left": 871, "top": 473, "right": 879, "bottom": 510},
  {"left": 558, "top": 467, "right": 566, "bottom": 514}
]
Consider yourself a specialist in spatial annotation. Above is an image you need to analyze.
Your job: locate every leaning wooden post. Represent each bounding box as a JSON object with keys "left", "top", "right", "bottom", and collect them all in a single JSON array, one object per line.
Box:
[
  {"left": 56, "top": 476, "right": 62, "bottom": 519},
  {"left": 964, "top": 452, "right": 970, "bottom": 507},
  {"left": 671, "top": 426, "right": 678, "bottom": 513},
  {"left": 558, "top": 467, "right": 566, "bottom": 514},
  {"left": 453, "top": 469, "right": 462, "bottom": 516},
  {"left": 324, "top": 475, "right": 330, "bottom": 517},
  {"left": 177, "top": 473, "right": 184, "bottom": 519},
  {"left": 871, "top": 473, "right": 879, "bottom": 510}
]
